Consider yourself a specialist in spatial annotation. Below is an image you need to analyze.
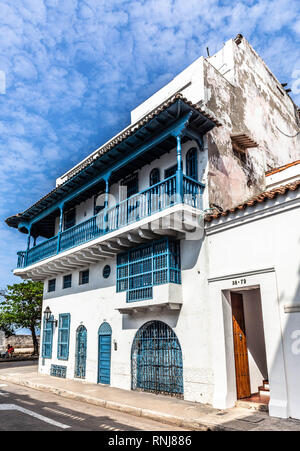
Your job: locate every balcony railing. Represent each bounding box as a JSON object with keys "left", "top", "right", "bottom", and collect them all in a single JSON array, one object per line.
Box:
[{"left": 17, "top": 175, "right": 204, "bottom": 269}]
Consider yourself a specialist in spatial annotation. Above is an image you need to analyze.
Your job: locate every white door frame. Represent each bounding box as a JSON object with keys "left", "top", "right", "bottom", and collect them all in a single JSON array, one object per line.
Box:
[{"left": 208, "top": 267, "right": 289, "bottom": 418}]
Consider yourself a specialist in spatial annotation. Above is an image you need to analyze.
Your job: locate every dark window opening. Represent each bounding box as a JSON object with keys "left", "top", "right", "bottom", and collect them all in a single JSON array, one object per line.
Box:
[
  {"left": 165, "top": 165, "right": 177, "bottom": 179},
  {"left": 64, "top": 209, "right": 76, "bottom": 230},
  {"left": 150, "top": 168, "right": 160, "bottom": 186},
  {"left": 48, "top": 279, "right": 56, "bottom": 292},
  {"left": 186, "top": 148, "right": 198, "bottom": 180},
  {"left": 63, "top": 274, "right": 72, "bottom": 289},
  {"left": 121, "top": 173, "right": 139, "bottom": 200},
  {"left": 79, "top": 270, "right": 89, "bottom": 285}
]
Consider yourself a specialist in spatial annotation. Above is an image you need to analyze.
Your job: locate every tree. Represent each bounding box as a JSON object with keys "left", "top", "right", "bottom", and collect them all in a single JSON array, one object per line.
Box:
[
  {"left": 0, "top": 322, "right": 14, "bottom": 338},
  {"left": 0, "top": 281, "right": 43, "bottom": 355}
]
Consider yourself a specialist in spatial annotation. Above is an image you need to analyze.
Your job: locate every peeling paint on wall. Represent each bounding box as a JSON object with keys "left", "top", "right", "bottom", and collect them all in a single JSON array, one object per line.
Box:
[{"left": 204, "top": 37, "right": 300, "bottom": 211}]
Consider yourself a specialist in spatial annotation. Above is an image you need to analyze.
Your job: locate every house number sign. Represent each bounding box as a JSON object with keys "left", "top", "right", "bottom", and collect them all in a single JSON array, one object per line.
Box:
[{"left": 232, "top": 279, "right": 247, "bottom": 286}]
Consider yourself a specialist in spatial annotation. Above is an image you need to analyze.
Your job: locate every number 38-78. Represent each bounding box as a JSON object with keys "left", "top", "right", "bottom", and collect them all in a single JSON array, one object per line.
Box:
[{"left": 232, "top": 279, "right": 246, "bottom": 286}]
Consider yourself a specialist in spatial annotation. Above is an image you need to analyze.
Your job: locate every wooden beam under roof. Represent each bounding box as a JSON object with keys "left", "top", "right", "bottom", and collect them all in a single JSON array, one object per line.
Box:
[{"left": 231, "top": 134, "right": 258, "bottom": 152}]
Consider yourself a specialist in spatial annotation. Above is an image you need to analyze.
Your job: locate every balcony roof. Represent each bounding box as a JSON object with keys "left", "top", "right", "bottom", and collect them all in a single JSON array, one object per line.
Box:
[{"left": 6, "top": 94, "right": 220, "bottom": 233}]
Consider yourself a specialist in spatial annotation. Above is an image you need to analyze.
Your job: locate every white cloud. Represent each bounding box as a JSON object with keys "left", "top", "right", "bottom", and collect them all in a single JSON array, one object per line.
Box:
[{"left": 0, "top": 0, "right": 299, "bottom": 286}]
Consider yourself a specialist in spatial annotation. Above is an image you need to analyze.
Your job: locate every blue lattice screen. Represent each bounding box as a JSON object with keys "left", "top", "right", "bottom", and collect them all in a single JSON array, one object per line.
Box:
[
  {"left": 50, "top": 365, "right": 67, "bottom": 378},
  {"left": 117, "top": 238, "right": 181, "bottom": 302}
]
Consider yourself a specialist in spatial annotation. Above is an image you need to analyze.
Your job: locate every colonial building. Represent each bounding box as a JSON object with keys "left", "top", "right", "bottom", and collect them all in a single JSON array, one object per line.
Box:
[{"left": 6, "top": 35, "right": 300, "bottom": 420}]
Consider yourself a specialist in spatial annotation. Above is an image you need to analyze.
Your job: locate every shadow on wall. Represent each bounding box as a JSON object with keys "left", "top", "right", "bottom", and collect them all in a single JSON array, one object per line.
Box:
[
  {"left": 122, "top": 310, "right": 181, "bottom": 331},
  {"left": 243, "top": 289, "right": 268, "bottom": 382},
  {"left": 274, "top": 238, "right": 300, "bottom": 419}
]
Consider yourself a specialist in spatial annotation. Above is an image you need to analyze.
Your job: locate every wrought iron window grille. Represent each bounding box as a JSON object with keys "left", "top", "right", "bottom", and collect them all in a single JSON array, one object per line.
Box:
[{"left": 117, "top": 238, "right": 181, "bottom": 302}]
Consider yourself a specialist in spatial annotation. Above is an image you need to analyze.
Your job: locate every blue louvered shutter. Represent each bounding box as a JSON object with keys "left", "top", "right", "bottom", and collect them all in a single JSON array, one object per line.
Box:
[
  {"left": 57, "top": 314, "right": 71, "bottom": 360},
  {"left": 42, "top": 316, "right": 53, "bottom": 359}
]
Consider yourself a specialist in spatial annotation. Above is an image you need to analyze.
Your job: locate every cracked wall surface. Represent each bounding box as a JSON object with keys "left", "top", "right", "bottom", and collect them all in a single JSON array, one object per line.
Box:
[{"left": 204, "top": 37, "right": 300, "bottom": 211}]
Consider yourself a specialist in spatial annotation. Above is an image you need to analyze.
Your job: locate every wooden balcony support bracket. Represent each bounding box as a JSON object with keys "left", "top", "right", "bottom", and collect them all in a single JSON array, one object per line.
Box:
[
  {"left": 64, "top": 257, "right": 87, "bottom": 267},
  {"left": 56, "top": 259, "right": 76, "bottom": 270},
  {"left": 117, "top": 238, "right": 131, "bottom": 248},
  {"left": 106, "top": 241, "right": 121, "bottom": 252},
  {"left": 64, "top": 257, "right": 87, "bottom": 268},
  {"left": 31, "top": 268, "right": 54, "bottom": 277},
  {"left": 138, "top": 228, "right": 158, "bottom": 240},
  {"left": 96, "top": 245, "right": 116, "bottom": 257},
  {"left": 81, "top": 249, "right": 105, "bottom": 261},
  {"left": 46, "top": 262, "right": 67, "bottom": 274},
  {"left": 182, "top": 127, "right": 204, "bottom": 151},
  {"left": 127, "top": 232, "right": 143, "bottom": 244},
  {"left": 71, "top": 255, "right": 93, "bottom": 265},
  {"left": 86, "top": 248, "right": 107, "bottom": 260},
  {"left": 77, "top": 250, "right": 100, "bottom": 263}
]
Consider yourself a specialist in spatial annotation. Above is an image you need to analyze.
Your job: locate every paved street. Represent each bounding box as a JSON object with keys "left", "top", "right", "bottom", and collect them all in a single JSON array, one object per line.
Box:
[
  {"left": 0, "top": 379, "right": 188, "bottom": 431},
  {"left": 2, "top": 361, "right": 300, "bottom": 431}
]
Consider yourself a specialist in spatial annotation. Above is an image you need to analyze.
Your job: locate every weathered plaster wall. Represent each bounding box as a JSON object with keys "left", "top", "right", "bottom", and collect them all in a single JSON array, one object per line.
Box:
[{"left": 204, "top": 37, "right": 300, "bottom": 211}]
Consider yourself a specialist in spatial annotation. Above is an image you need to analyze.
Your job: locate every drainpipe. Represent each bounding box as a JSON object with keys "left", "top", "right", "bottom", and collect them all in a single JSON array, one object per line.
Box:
[{"left": 56, "top": 203, "right": 64, "bottom": 254}]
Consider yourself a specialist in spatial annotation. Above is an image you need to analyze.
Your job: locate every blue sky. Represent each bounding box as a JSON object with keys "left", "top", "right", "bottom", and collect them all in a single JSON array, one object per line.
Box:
[{"left": 0, "top": 0, "right": 299, "bottom": 289}]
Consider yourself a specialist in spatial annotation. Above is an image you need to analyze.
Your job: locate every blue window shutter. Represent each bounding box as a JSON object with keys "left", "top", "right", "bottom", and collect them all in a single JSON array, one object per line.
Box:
[
  {"left": 186, "top": 148, "right": 198, "bottom": 181},
  {"left": 57, "top": 313, "right": 71, "bottom": 360},
  {"left": 116, "top": 238, "right": 181, "bottom": 302},
  {"left": 42, "top": 315, "right": 53, "bottom": 359}
]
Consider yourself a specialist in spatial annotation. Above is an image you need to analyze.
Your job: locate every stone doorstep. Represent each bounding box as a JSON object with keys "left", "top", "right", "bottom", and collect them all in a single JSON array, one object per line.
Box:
[
  {"left": 235, "top": 399, "right": 269, "bottom": 413},
  {"left": 0, "top": 372, "right": 272, "bottom": 432}
]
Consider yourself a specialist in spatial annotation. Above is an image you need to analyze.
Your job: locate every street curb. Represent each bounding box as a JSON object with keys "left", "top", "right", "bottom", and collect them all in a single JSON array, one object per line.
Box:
[{"left": 0, "top": 374, "right": 229, "bottom": 431}]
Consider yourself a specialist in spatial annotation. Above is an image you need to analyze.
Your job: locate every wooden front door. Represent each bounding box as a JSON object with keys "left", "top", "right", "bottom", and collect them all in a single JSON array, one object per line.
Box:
[{"left": 231, "top": 292, "right": 251, "bottom": 399}]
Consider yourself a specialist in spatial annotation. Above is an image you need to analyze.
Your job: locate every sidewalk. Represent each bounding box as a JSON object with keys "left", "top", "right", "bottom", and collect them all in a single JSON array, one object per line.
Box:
[{"left": 0, "top": 362, "right": 299, "bottom": 431}]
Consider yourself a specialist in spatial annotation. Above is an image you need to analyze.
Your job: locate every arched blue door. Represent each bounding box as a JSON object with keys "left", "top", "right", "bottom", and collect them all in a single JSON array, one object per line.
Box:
[
  {"left": 131, "top": 321, "right": 183, "bottom": 397},
  {"left": 75, "top": 325, "right": 87, "bottom": 379},
  {"left": 98, "top": 322, "right": 112, "bottom": 384}
]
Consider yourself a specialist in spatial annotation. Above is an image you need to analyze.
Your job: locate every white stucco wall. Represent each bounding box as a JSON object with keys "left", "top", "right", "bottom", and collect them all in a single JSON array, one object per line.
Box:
[
  {"left": 40, "top": 233, "right": 215, "bottom": 405},
  {"left": 266, "top": 162, "right": 300, "bottom": 189},
  {"left": 206, "top": 187, "right": 300, "bottom": 419}
]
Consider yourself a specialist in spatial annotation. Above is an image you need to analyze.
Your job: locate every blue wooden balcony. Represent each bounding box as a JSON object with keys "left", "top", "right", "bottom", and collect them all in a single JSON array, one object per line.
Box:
[{"left": 16, "top": 175, "right": 204, "bottom": 269}]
